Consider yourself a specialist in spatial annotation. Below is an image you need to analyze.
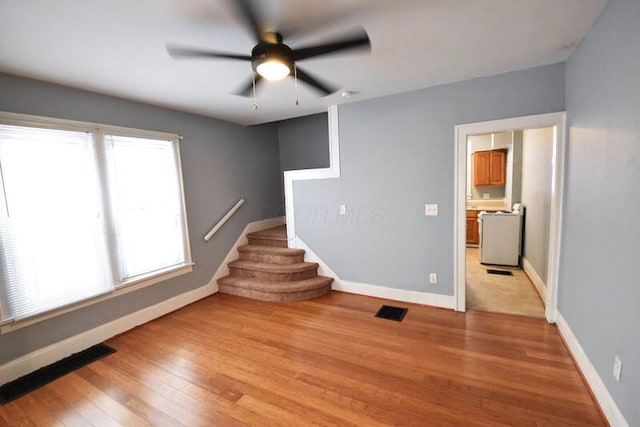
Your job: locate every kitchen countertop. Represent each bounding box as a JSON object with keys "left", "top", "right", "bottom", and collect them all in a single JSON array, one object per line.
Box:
[{"left": 466, "top": 199, "right": 507, "bottom": 211}]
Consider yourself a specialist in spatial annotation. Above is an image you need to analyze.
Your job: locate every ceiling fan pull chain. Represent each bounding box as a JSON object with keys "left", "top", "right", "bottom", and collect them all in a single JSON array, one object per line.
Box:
[
  {"left": 251, "top": 72, "right": 258, "bottom": 110},
  {"left": 294, "top": 63, "right": 299, "bottom": 106}
]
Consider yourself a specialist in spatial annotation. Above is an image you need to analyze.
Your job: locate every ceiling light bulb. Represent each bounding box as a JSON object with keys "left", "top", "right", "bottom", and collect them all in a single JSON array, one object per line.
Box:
[{"left": 256, "top": 60, "right": 290, "bottom": 81}]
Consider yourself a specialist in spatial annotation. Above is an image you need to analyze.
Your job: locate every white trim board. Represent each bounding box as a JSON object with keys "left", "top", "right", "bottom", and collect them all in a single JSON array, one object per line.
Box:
[
  {"left": 208, "top": 216, "right": 286, "bottom": 289},
  {"left": 555, "top": 311, "right": 630, "bottom": 427},
  {"left": 0, "top": 283, "right": 215, "bottom": 386},
  {"left": 295, "top": 236, "right": 343, "bottom": 289},
  {"left": 284, "top": 105, "right": 340, "bottom": 248},
  {"left": 297, "top": 235, "right": 455, "bottom": 310},
  {"left": 284, "top": 107, "right": 455, "bottom": 311},
  {"left": 454, "top": 112, "right": 566, "bottom": 323},
  {"left": 522, "top": 257, "right": 546, "bottom": 303},
  {"left": 336, "top": 281, "right": 455, "bottom": 309}
]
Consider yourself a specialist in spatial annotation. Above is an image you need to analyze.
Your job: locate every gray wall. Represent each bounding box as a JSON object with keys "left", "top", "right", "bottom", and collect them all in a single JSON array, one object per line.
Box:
[
  {"left": 278, "top": 112, "right": 329, "bottom": 172},
  {"left": 294, "top": 63, "right": 565, "bottom": 295},
  {"left": 520, "top": 128, "right": 553, "bottom": 284},
  {"left": 561, "top": 0, "right": 639, "bottom": 424},
  {"left": 0, "top": 73, "right": 283, "bottom": 364}
]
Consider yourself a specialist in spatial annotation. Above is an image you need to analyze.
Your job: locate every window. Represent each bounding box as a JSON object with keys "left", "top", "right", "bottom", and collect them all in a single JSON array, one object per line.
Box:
[
  {"left": 0, "top": 115, "right": 191, "bottom": 326},
  {"left": 105, "top": 135, "right": 188, "bottom": 282}
]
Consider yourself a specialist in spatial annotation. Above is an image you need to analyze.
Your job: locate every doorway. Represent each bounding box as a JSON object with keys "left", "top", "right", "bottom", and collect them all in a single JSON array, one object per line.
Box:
[{"left": 453, "top": 113, "right": 566, "bottom": 323}]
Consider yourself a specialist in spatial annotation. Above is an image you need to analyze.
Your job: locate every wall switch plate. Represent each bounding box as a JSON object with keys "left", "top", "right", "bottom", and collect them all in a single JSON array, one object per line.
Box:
[
  {"left": 429, "top": 273, "right": 438, "bottom": 284},
  {"left": 339, "top": 205, "right": 346, "bottom": 215},
  {"left": 483, "top": 193, "right": 490, "bottom": 199},
  {"left": 613, "top": 356, "right": 622, "bottom": 382},
  {"left": 425, "top": 204, "right": 438, "bottom": 216}
]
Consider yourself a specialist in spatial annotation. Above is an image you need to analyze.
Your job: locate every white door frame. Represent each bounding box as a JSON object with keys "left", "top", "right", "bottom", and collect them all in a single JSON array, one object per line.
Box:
[{"left": 453, "top": 112, "right": 567, "bottom": 323}]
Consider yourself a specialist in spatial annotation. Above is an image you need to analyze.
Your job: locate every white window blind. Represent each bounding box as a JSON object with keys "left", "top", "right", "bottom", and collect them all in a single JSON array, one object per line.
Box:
[
  {"left": 0, "top": 125, "right": 115, "bottom": 321},
  {"left": 105, "top": 135, "right": 187, "bottom": 282}
]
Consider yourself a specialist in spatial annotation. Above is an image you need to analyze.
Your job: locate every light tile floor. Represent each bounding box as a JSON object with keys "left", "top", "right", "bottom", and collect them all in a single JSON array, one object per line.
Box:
[{"left": 466, "top": 247, "right": 545, "bottom": 318}]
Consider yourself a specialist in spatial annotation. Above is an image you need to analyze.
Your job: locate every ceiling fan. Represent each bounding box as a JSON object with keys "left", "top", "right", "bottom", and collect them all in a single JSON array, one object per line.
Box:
[{"left": 166, "top": 0, "right": 371, "bottom": 104}]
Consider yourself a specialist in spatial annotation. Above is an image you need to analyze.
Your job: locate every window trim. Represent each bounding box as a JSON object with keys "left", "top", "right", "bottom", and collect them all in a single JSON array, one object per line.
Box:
[{"left": 0, "top": 111, "right": 194, "bottom": 334}]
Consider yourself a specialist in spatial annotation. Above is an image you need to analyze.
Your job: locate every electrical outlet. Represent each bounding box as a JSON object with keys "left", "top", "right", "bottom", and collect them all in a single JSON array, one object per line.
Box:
[
  {"left": 425, "top": 204, "right": 438, "bottom": 216},
  {"left": 429, "top": 273, "right": 438, "bottom": 284},
  {"left": 483, "top": 193, "right": 490, "bottom": 199},
  {"left": 339, "top": 205, "right": 346, "bottom": 215},
  {"left": 613, "top": 356, "right": 622, "bottom": 382}
]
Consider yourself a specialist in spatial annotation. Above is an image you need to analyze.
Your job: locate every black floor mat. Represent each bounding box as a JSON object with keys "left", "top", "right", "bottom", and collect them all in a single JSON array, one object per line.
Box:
[
  {"left": 375, "top": 305, "right": 408, "bottom": 322},
  {"left": 0, "top": 343, "right": 115, "bottom": 405},
  {"left": 487, "top": 269, "right": 514, "bottom": 276}
]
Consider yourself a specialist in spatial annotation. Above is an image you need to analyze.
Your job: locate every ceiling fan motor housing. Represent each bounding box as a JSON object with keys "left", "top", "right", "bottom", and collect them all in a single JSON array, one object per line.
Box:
[{"left": 251, "top": 34, "right": 294, "bottom": 73}]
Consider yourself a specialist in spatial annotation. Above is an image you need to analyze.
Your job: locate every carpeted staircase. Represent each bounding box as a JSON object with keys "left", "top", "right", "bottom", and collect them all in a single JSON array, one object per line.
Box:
[{"left": 217, "top": 225, "right": 333, "bottom": 302}]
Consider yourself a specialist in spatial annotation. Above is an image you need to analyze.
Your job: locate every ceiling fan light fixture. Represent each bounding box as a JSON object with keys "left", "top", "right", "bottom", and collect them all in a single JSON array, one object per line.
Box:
[{"left": 256, "top": 59, "right": 290, "bottom": 81}]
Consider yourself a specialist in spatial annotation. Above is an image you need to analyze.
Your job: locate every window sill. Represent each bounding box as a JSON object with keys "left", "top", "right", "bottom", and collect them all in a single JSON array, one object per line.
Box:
[{"left": 0, "top": 263, "right": 194, "bottom": 334}]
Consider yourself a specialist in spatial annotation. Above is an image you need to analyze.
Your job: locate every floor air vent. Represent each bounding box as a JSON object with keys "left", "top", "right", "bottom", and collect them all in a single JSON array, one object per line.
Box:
[
  {"left": 487, "top": 269, "right": 514, "bottom": 276},
  {"left": 0, "top": 343, "right": 116, "bottom": 404},
  {"left": 375, "top": 305, "right": 408, "bottom": 322}
]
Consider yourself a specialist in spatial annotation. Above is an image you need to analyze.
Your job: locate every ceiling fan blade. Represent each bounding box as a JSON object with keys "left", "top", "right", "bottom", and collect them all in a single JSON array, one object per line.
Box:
[
  {"left": 230, "top": 0, "right": 266, "bottom": 43},
  {"left": 294, "top": 66, "right": 340, "bottom": 96},
  {"left": 279, "top": 7, "right": 368, "bottom": 40},
  {"left": 291, "top": 27, "right": 371, "bottom": 61},
  {"left": 167, "top": 45, "right": 252, "bottom": 61},
  {"left": 233, "top": 73, "right": 263, "bottom": 97}
]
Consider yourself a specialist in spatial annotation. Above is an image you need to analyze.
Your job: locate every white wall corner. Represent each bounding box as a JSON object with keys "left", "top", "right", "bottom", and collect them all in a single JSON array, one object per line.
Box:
[
  {"left": 522, "top": 257, "right": 547, "bottom": 303},
  {"left": 0, "top": 283, "right": 216, "bottom": 386},
  {"left": 285, "top": 105, "right": 340, "bottom": 248},
  {"left": 555, "top": 311, "right": 630, "bottom": 427}
]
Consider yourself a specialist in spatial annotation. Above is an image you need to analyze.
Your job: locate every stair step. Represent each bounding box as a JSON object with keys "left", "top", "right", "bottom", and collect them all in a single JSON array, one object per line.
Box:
[
  {"left": 228, "top": 260, "right": 318, "bottom": 281},
  {"left": 219, "top": 276, "right": 332, "bottom": 293},
  {"left": 238, "top": 245, "right": 304, "bottom": 264},
  {"left": 216, "top": 224, "right": 333, "bottom": 302},
  {"left": 247, "top": 225, "right": 288, "bottom": 248},
  {"left": 218, "top": 276, "right": 332, "bottom": 302}
]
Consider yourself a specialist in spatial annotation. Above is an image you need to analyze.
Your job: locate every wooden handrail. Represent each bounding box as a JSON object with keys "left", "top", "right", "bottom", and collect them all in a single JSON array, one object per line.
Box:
[{"left": 204, "top": 199, "right": 245, "bottom": 241}]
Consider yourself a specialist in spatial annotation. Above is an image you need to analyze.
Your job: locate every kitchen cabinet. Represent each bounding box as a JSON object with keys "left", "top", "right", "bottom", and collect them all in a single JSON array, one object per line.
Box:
[
  {"left": 472, "top": 149, "right": 506, "bottom": 186},
  {"left": 466, "top": 210, "right": 480, "bottom": 245}
]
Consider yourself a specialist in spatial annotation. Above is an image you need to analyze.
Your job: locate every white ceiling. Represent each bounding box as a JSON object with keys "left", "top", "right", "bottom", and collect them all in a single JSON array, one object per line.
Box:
[{"left": 0, "top": 0, "right": 607, "bottom": 126}]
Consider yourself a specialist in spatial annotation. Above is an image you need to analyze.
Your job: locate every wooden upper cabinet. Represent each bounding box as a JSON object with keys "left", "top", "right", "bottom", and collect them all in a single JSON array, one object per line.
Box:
[
  {"left": 488, "top": 150, "right": 506, "bottom": 185},
  {"left": 473, "top": 151, "right": 491, "bottom": 186},
  {"left": 472, "top": 149, "right": 506, "bottom": 186}
]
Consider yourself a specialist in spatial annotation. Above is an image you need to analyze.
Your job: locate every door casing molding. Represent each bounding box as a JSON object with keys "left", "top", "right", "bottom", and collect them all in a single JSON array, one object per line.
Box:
[{"left": 453, "top": 112, "right": 567, "bottom": 322}]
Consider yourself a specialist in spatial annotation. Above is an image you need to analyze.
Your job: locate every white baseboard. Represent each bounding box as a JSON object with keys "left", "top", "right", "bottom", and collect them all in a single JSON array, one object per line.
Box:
[
  {"left": 297, "top": 236, "right": 455, "bottom": 310},
  {"left": 555, "top": 311, "right": 629, "bottom": 427},
  {"left": 523, "top": 257, "right": 546, "bottom": 303},
  {"left": 336, "top": 280, "right": 456, "bottom": 309},
  {"left": 0, "top": 283, "right": 216, "bottom": 386},
  {"left": 295, "top": 236, "right": 343, "bottom": 288},
  {"left": 207, "top": 216, "right": 285, "bottom": 289}
]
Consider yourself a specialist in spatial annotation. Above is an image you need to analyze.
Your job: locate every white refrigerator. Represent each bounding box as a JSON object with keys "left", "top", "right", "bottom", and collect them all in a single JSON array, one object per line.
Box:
[{"left": 479, "top": 205, "right": 524, "bottom": 266}]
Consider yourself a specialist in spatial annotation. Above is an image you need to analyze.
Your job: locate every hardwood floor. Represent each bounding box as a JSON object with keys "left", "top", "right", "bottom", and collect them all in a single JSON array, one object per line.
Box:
[{"left": 0, "top": 292, "right": 605, "bottom": 426}]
